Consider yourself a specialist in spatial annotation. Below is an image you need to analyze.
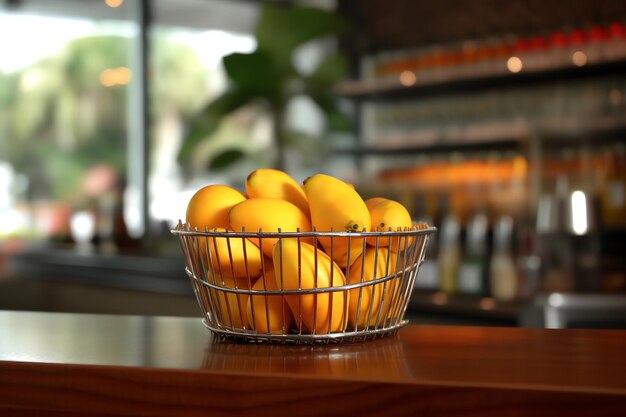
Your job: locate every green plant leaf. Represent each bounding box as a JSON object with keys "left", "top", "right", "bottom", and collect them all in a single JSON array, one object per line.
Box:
[
  {"left": 284, "top": 129, "right": 318, "bottom": 146},
  {"left": 308, "top": 54, "right": 348, "bottom": 87},
  {"left": 326, "top": 109, "right": 353, "bottom": 132},
  {"left": 306, "top": 90, "right": 352, "bottom": 132},
  {"left": 223, "top": 51, "right": 282, "bottom": 101},
  {"left": 177, "top": 90, "right": 251, "bottom": 162},
  {"left": 304, "top": 54, "right": 351, "bottom": 132},
  {"left": 255, "top": 3, "right": 347, "bottom": 69},
  {"left": 208, "top": 148, "right": 246, "bottom": 171}
]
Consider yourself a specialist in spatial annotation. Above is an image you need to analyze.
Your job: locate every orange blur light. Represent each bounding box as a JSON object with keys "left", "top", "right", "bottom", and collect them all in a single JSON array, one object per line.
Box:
[
  {"left": 610, "top": 88, "right": 623, "bottom": 106},
  {"left": 105, "top": 0, "right": 124, "bottom": 8},
  {"left": 506, "top": 56, "right": 523, "bottom": 73},
  {"left": 480, "top": 297, "right": 496, "bottom": 311},
  {"left": 100, "top": 67, "right": 132, "bottom": 87},
  {"left": 399, "top": 70, "right": 416, "bottom": 87},
  {"left": 99, "top": 69, "right": 116, "bottom": 87},
  {"left": 512, "top": 155, "right": 528, "bottom": 179},
  {"left": 572, "top": 51, "right": 587, "bottom": 67},
  {"left": 432, "top": 292, "right": 448, "bottom": 306},
  {"left": 114, "top": 67, "right": 132, "bottom": 85}
]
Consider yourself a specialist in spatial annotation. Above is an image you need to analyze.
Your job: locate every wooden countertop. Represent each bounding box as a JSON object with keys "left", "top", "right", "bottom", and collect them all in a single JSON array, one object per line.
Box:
[{"left": 1, "top": 310, "right": 625, "bottom": 416}]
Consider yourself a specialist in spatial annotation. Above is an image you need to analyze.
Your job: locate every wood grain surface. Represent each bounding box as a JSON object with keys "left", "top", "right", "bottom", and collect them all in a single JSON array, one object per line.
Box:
[{"left": 1, "top": 311, "right": 625, "bottom": 416}]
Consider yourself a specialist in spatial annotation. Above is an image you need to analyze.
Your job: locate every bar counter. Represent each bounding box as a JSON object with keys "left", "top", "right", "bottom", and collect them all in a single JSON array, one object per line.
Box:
[{"left": 1, "top": 310, "right": 625, "bottom": 416}]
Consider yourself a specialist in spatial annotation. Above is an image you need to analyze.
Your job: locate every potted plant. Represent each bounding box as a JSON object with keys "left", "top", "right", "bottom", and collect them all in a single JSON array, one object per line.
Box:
[{"left": 177, "top": 2, "right": 351, "bottom": 172}]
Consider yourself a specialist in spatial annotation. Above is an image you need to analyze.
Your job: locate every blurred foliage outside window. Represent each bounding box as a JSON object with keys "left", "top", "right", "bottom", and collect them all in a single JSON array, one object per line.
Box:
[{"left": 0, "top": 8, "right": 258, "bottom": 239}]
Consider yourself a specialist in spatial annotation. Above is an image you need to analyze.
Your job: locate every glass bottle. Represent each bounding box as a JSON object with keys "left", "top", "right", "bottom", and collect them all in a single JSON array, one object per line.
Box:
[
  {"left": 490, "top": 215, "right": 518, "bottom": 301},
  {"left": 438, "top": 213, "right": 461, "bottom": 294},
  {"left": 457, "top": 209, "right": 490, "bottom": 296}
]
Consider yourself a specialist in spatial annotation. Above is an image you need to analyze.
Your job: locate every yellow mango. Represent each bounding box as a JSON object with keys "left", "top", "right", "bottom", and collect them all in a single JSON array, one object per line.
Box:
[
  {"left": 303, "top": 174, "right": 370, "bottom": 267},
  {"left": 200, "top": 228, "right": 263, "bottom": 279},
  {"left": 208, "top": 275, "right": 255, "bottom": 330},
  {"left": 186, "top": 184, "right": 246, "bottom": 230},
  {"left": 347, "top": 247, "right": 398, "bottom": 328},
  {"left": 246, "top": 168, "right": 310, "bottom": 217},
  {"left": 366, "top": 199, "right": 414, "bottom": 251},
  {"left": 229, "top": 198, "right": 312, "bottom": 257},
  {"left": 246, "top": 268, "right": 293, "bottom": 334},
  {"left": 273, "top": 239, "right": 349, "bottom": 334}
]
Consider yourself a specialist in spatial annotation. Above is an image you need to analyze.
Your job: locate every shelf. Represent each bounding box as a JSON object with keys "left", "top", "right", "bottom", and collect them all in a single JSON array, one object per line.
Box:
[
  {"left": 332, "top": 137, "right": 521, "bottom": 157},
  {"left": 331, "top": 122, "right": 625, "bottom": 157},
  {"left": 337, "top": 59, "right": 626, "bottom": 101},
  {"left": 539, "top": 123, "right": 626, "bottom": 147}
]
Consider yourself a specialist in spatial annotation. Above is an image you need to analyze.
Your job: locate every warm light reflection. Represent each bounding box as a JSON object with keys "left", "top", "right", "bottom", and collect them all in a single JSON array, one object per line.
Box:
[
  {"left": 114, "top": 66, "right": 132, "bottom": 84},
  {"left": 462, "top": 40, "right": 477, "bottom": 53},
  {"left": 100, "top": 67, "right": 132, "bottom": 87},
  {"left": 399, "top": 70, "right": 416, "bottom": 87},
  {"left": 572, "top": 50, "right": 587, "bottom": 67},
  {"left": 512, "top": 155, "right": 527, "bottom": 179},
  {"left": 571, "top": 190, "right": 588, "bottom": 235},
  {"left": 610, "top": 88, "right": 622, "bottom": 106},
  {"left": 479, "top": 297, "right": 496, "bottom": 311},
  {"left": 105, "top": 0, "right": 124, "bottom": 8},
  {"left": 100, "top": 69, "right": 116, "bottom": 87},
  {"left": 506, "top": 56, "right": 522, "bottom": 73},
  {"left": 432, "top": 292, "right": 448, "bottom": 306}
]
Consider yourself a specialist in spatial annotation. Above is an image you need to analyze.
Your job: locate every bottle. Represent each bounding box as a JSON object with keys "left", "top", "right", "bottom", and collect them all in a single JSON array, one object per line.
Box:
[
  {"left": 600, "top": 143, "right": 626, "bottom": 229},
  {"left": 457, "top": 209, "right": 490, "bottom": 296},
  {"left": 438, "top": 213, "right": 461, "bottom": 294},
  {"left": 539, "top": 175, "right": 575, "bottom": 293},
  {"left": 490, "top": 215, "right": 518, "bottom": 301}
]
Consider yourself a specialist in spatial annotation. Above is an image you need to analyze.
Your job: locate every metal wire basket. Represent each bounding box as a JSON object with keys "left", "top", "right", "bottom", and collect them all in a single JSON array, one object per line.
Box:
[{"left": 172, "top": 221, "right": 435, "bottom": 344}]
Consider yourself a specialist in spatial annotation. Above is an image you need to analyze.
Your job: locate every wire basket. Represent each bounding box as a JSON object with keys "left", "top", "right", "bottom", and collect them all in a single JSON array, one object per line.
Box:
[{"left": 172, "top": 222, "right": 435, "bottom": 344}]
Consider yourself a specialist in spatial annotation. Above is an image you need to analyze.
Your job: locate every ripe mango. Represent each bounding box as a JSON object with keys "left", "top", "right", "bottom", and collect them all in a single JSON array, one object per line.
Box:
[
  {"left": 246, "top": 168, "right": 310, "bottom": 217},
  {"left": 247, "top": 268, "right": 294, "bottom": 334},
  {"left": 273, "top": 238, "right": 349, "bottom": 334},
  {"left": 303, "top": 174, "right": 370, "bottom": 267},
  {"left": 229, "top": 198, "right": 312, "bottom": 257},
  {"left": 201, "top": 228, "right": 263, "bottom": 279},
  {"left": 347, "top": 247, "right": 398, "bottom": 328},
  {"left": 186, "top": 184, "right": 246, "bottom": 230}
]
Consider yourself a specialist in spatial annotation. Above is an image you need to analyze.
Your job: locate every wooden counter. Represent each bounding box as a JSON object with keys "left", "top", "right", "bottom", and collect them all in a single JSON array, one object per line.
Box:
[{"left": 1, "top": 310, "right": 625, "bottom": 416}]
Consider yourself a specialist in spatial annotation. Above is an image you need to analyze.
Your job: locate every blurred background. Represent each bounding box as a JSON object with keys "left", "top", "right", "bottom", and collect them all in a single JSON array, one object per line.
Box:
[{"left": 1, "top": 0, "right": 625, "bottom": 329}]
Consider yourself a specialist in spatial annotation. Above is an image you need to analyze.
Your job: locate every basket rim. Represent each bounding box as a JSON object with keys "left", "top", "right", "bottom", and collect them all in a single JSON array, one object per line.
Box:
[{"left": 171, "top": 220, "right": 437, "bottom": 238}]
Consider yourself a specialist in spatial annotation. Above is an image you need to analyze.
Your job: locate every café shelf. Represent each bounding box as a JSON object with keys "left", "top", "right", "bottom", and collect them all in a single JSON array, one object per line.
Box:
[{"left": 336, "top": 58, "right": 626, "bottom": 101}]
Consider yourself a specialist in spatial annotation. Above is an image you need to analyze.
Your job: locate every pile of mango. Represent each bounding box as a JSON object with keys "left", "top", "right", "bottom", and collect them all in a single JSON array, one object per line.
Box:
[{"left": 185, "top": 169, "right": 422, "bottom": 335}]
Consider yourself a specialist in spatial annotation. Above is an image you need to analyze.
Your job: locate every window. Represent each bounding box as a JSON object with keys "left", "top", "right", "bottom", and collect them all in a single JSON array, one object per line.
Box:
[
  {"left": 0, "top": 1, "right": 135, "bottom": 242},
  {"left": 0, "top": 0, "right": 263, "bottom": 241}
]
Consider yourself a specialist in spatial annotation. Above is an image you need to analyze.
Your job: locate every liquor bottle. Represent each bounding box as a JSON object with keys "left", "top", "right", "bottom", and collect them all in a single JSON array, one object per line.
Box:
[
  {"left": 458, "top": 209, "right": 490, "bottom": 296},
  {"left": 600, "top": 143, "right": 626, "bottom": 229},
  {"left": 490, "top": 215, "right": 518, "bottom": 301},
  {"left": 438, "top": 213, "right": 461, "bottom": 294}
]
